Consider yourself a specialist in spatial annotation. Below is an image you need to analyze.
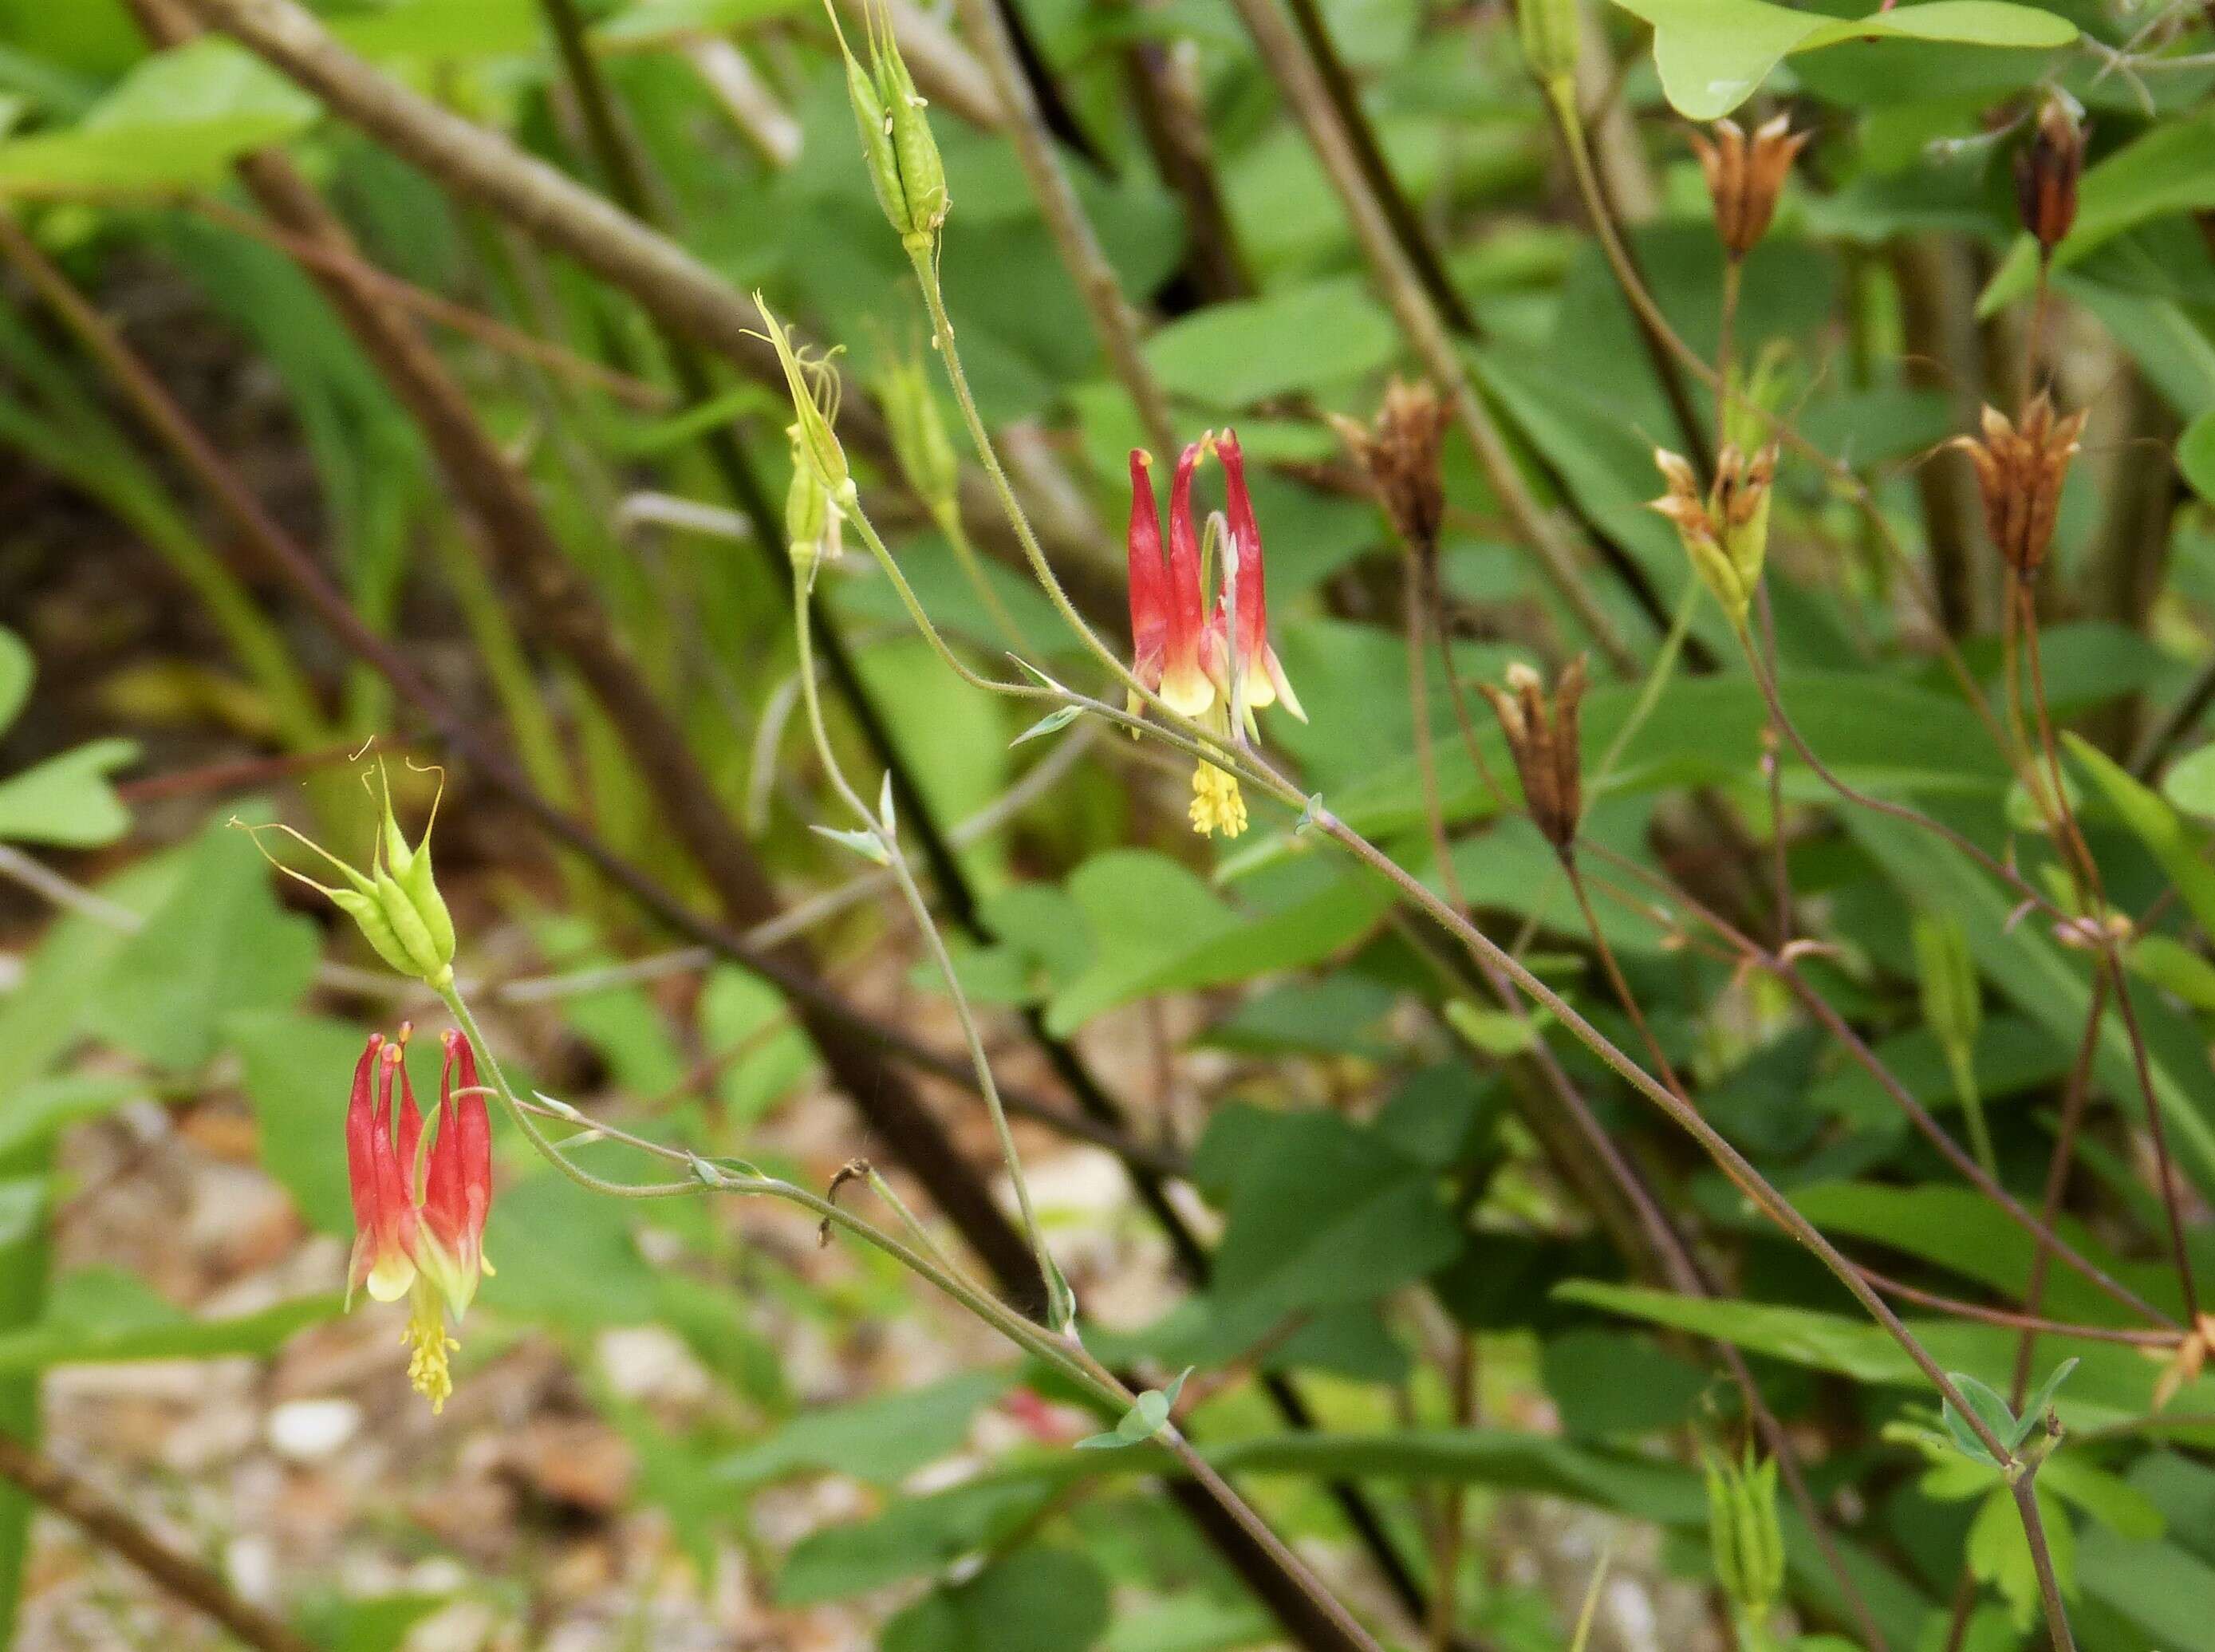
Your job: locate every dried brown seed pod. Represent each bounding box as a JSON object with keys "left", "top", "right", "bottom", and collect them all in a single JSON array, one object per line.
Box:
[
  {"left": 1687, "top": 114, "right": 1807, "bottom": 262},
  {"left": 1331, "top": 378, "right": 1452, "bottom": 562},
  {"left": 1953, "top": 394, "right": 2087, "bottom": 576},
  {"left": 1481, "top": 656, "right": 1587, "bottom": 852}
]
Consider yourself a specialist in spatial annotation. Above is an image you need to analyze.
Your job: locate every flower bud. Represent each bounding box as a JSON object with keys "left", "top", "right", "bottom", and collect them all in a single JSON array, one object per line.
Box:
[
  {"left": 1689, "top": 115, "right": 1806, "bottom": 262},
  {"left": 1705, "top": 1446, "right": 1783, "bottom": 1621},
  {"left": 826, "top": 0, "right": 948, "bottom": 250},
  {"left": 1514, "top": 0, "right": 1579, "bottom": 93},
  {"left": 2015, "top": 95, "right": 2083, "bottom": 256}
]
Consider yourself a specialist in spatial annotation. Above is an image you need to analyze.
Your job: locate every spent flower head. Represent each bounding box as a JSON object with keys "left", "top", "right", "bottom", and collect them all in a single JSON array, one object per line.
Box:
[
  {"left": 1331, "top": 377, "right": 1451, "bottom": 564},
  {"left": 1481, "top": 657, "right": 1586, "bottom": 852},
  {"left": 1689, "top": 115, "right": 1806, "bottom": 262},
  {"left": 2015, "top": 94, "right": 2083, "bottom": 255},
  {"left": 1954, "top": 393, "right": 2087, "bottom": 577}
]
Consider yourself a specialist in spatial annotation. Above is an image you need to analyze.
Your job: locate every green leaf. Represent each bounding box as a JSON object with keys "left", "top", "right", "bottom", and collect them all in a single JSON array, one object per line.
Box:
[
  {"left": 1044, "top": 852, "right": 1392, "bottom": 1034},
  {"left": 1011, "top": 705, "right": 1084, "bottom": 747},
  {"left": 1941, "top": 1372, "right": 2019, "bottom": 1465},
  {"left": 0, "top": 629, "right": 28, "bottom": 735},
  {"left": 2164, "top": 741, "right": 2215, "bottom": 817},
  {"left": 712, "top": 1371, "right": 1007, "bottom": 1486},
  {"left": 1968, "top": 1481, "right": 2072, "bottom": 1631},
  {"left": 882, "top": 1547, "right": 1110, "bottom": 1652},
  {"left": 330, "top": 0, "right": 546, "bottom": 58},
  {"left": 2181, "top": 409, "right": 2215, "bottom": 507},
  {"left": 85, "top": 819, "right": 318, "bottom": 1072},
  {"left": 1607, "top": 0, "right": 2074, "bottom": 121},
  {"left": 1143, "top": 277, "right": 1397, "bottom": 405},
  {"left": 0, "top": 1280, "right": 337, "bottom": 1372},
  {"left": 0, "top": 1074, "right": 132, "bottom": 1161},
  {"left": 2066, "top": 732, "right": 2215, "bottom": 941},
  {"left": 2079, "top": 1524, "right": 2215, "bottom": 1650},
  {"left": 0, "top": 40, "right": 317, "bottom": 195},
  {"left": 227, "top": 1011, "right": 372, "bottom": 1237},
  {"left": 699, "top": 968, "right": 815, "bottom": 1126},
  {"left": 1197, "top": 1106, "right": 1462, "bottom": 1337},
  {"left": 2128, "top": 935, "right": 2215, "bottom": 1012},
  {"left": 1982, "top": 111, "right": 2215, "bottom": 316},
  {"left": 810, "top": 823, "right": 888, "bottom": 864},
  {"left": 2019, "top": 1357, "right": 2079, "bottom": 1433},
  {"left": 0, "top": 738, "right": 136, "bottom": 846}
]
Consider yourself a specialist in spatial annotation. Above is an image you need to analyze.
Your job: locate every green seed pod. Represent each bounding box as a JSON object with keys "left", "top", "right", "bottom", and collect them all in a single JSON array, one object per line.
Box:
[
  {"left": 329, "top": 884, "right": 424, "bottom": 982},
  {"left": 1515, "top": 0, "right": 1579, "bottom": 91},
  {"left": 786, "top": 425, "right": 834, "bottom": 579},
  {"left": 1705, "top": 1448, "right": 1783, "bottom": 1618},
  {"left": 877, "top": 353, "right": 958, "bottom": 516},
  {"left": 874, "top": 7, "right": 947, "bottom": 245},
  {"left": 372, "top": 864, "right": 450, "bottom": 985},
  {"left": 1913, "top": 913, "right": 1981, "bottom": 1063}
]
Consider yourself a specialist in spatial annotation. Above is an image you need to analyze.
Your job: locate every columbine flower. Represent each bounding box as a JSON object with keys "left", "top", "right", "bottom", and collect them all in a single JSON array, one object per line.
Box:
[
  {"left": 1650, "top": 443, "right": 1778, "bottom": 629},
  {"left": 1124, "top": 436, "right": 1307, "bottom": 840},
  {"left": 1688, "top": 115, "right": 1806, "bottom": 262},
  {"left": 345, "top": 1026, "right": 494, "bottom": 1414},
  {"left": 1954, "top": 394, "right": 2087, "bottom": 578},
  {"left": 1481, "top": 658, "right": 1586, "bottom": 852},
  {"left": 1213, "top": 428, "right": 1306, "bottom": 735}
]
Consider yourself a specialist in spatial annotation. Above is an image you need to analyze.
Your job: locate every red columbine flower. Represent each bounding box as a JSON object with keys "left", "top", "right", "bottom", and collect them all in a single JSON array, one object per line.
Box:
[
  {"left": 1123, "top": 433, "right": 1310, "bottom": 839},
  {"left": 343, "top": 1025, "right": 494, "bottom": 1414},
  {"left": 1212, "top": 429, "right": 1305, "bottom": 731}
]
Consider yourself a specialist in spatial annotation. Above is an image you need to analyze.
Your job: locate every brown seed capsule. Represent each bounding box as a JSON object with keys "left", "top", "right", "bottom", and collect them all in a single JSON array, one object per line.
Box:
[
  {"left": 1481, "top": 656, "right": 1587, "bottom": 852},
  {"left": 2014, "top": 97, "right": 2083, "bottom": 255},
  {"left": 1687, "top": 114, "right": 1807, "bottom": 262},
  {"left": 1953, "top": 394, "right": 2087, "bottom": 576},
  {"left": 1331, "top": 377, "right": 1452, "bottom": 562}
]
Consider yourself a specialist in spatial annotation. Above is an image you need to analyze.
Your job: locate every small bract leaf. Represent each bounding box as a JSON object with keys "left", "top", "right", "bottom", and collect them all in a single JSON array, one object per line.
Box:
[
  {"left": 1011, "top": 705, "right": 1084, "bottom": 747},
  {"left": 811, "top": 824, "right": 889, "bottom": 865}
]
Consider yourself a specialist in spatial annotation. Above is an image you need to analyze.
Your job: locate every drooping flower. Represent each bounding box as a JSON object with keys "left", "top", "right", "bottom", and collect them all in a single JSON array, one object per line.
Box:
[
  {"left": 344, "top": 1026, "right": 495, "bottom": 1414},
  {"left": 1212, "top": 428, "right": 1306, "bottom": 734}
]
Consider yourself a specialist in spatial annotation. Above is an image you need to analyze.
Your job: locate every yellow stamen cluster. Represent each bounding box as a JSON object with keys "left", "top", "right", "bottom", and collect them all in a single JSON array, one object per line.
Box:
[
  {"left": 1190, "top": 762, "right": 1247, "bottom": 838},
  {"left": 403, "top": 1287, "right": 458, "bottom": 1415}
]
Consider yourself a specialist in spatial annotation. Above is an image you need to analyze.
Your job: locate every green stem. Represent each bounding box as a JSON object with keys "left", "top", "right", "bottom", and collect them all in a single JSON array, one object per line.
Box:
[{"left": 793, "top": 570, "right": 1069, "bottom": 1325}]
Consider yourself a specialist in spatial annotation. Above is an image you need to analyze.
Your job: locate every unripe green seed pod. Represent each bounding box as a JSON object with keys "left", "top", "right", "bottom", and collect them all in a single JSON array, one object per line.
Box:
[
  {"left": 330, "top": 885, "right": 424, "bottom": 982},
  {"left": 826, "top": 0, "right": 948, "bottom": 246},
  {"left": 786, "top": 426, "right": 833, "bottom": 578},
  {"left": 1705, "top": 1448, "right": 1783, "bottom": 1618},
  {"left": 1913, "top": 913, "right": 1981, "bottom": 1062},
  {"left": 1515, "top": 0, "right": 1579, "bottom": 90},
  {"left": 877, "top": 355, "right": 958, "bottom": 517}
]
